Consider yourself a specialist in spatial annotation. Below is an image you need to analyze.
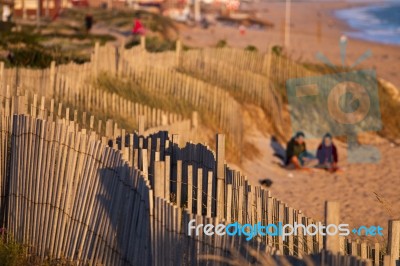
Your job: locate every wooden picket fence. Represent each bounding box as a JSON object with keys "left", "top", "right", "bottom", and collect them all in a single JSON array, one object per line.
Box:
[
  {"left": 0, "top": 45, "right": 244, "bottom": 151},
  {"left": 0, "top": 42, "right": 323, "bottom": 155},
  {"left": 177, "top": 48, "right": 283, "bottom": 129},
  {"left": 0, "top": 43, "right": 399, "bottom": 266},
  {"left": 0, "top": 92, "right": 398, "bottom": 266},
  {"left": 0, "top": 64, "right": 188, "bottom": 133},
  {"left": 1, "top": 94, "right": 153, "bottom": 265}
]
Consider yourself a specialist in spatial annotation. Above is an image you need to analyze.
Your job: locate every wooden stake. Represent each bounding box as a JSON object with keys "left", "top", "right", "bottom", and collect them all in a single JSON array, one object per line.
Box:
[
  {"left": 325, "top": 201, "right": 340, "bottom": 254},
  {"left": 387, "top": 220, "right": 400, "bottom": 266}
]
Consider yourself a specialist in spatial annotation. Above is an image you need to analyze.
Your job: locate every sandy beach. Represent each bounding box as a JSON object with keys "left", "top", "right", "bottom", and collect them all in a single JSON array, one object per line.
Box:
[
  {"left": 240, "top": 103, "right": 400, "bottom": 232},
  {"left": 179, "top": 1, "right": 400, "bottom": 88},
  {"left": 180, "top": 1, "right": 400, "bottom": 231}
]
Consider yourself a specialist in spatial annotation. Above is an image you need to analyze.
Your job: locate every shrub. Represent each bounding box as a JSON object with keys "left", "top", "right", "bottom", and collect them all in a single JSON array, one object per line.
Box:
[
  {"left": 245, "top": 45, "right": 258, "bottom": 52},
  {"left": 216, "top": 39, "right": 228, "bottom": 48}
]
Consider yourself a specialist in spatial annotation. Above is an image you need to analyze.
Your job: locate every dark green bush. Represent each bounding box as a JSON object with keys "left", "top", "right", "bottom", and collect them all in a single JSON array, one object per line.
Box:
[
  {"left": 216, "top": 39, "right": 228, "bottom": 48},
  {"left": 245, "top": 45, "right": 258, "bottom": 52}
]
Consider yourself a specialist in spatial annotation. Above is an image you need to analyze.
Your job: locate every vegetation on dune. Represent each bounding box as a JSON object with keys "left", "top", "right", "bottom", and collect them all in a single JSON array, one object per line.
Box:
[
  {"left": 61, "top": 8, "right": 178, "bottom": 38},
  {"left": 95, "top": 74, "right": 195, "bottom": 117},
  {"left": 0, "top": 8, "right": 178, "bottom": 68},
  {"left": 0, "top": 21, "right": 111, "bottom": 68},
  {"left": 60, "top": 8, "right": 178, "bottom": 46},
  {"left": 0, "top": 231, "right": 83, "bottom": 265},
  {"left": 215, "top": 39, "right": 228, "bottom": 48},
  {"left": 377, "top": 82, "right": 400, "bottom": 142},
  {"left": 0, "top": 235, "right": 28, "bottom": 266},
  {"left": 0, "top": 46, "right": 90, "bottom": 68},
  {"left": 93, "top": 74, "right": 244, "bottom": 163},
  {"left": 244, "top": 45, "right": 258, "bottom": 52},
  {"left": 125, "top": 36, "right": 178, "bottom": 52},
  {"left": 62, "top": 99, "right": 137, "bottom": 135}
]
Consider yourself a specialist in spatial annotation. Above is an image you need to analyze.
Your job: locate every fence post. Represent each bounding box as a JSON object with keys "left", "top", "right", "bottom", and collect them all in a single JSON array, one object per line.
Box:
[
  {"left": 384, "top": 255, "right": 392, "bottom": 266},
  {"left": 325, "top": 201, "right": 340, "bottom": 253},
  {"left": 0, "top": 61, "right": 4, "bottom": 93},
  {"left": 387, "top": 220, "right": 400, "bottom": 266},
  {"left": 206, "top": 171, "right": 213, "bottom": 218},
  {"left": 176, "top": 160, "right": 182, "bottom": 207},
  {"left": 361, "top": 242, "right": 367, "bottom": 260},
  {"left": 165, "top": 155, "right": 171, "bottom": 201},
  {"left": 140, "top": 36, "right": 146, "bottom": 50},
  {"left": 139, "top": 147, "right": 148, "bottom": 178},
  {"left": 172, "top": 134, "right": 180, "bottom": 154},
  {"left": 106, "top": 119, "right": 113, "bottom": 139},
  {"left": 194, "top": 0, "right": 200, "bottom": 22},
  {"left": 176, "top": 40, "right": 182, "bottom": 67},
  {"left": 374, "top": 242, "right": 380, "bottom": 266},
  {"left": 216, "top": 134, "right": 225, "bottom": 219},
  {"left": 138, "top": 115, "right": 145, "bottom": 135},
  {"left": 197, "top": 168, "right": 203, "bottom": 216},
  {"left": 263, "top": 44, "right": 273, "bottom": 80},
  {"left": 49, "top": 61, "right": 56, "bottom": 97},
  {"left": 187, "top": 165, "right": 193, "bottom": 213},
  {"left": 339, "top": 236, "right": 345, "bottom": 254},
  {"left": 93, "top": 42, "right": 100, "bottom": 76},
  {"left": 154, "top": 161, "right": 165, "bottom": 198},
  {"left": 14, "top": 95, "right": 27, "bottom": 115},
  {"left": 191, "top": 112, "right": 198, "bottom": 129}
]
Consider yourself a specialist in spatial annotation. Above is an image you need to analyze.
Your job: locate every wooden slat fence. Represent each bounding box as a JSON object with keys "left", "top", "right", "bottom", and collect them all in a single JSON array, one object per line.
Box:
[
  {"left": 0, "top": 95, "right": 153, "bottom": 265},
  {"left": 0, "top": 44, "right": 245, "bottom": 150},
  {"left": 0, "top": 65, "right": 188, "bottom": 133},
  {"left": 177, "top": 48, "right": 283, "bottom": 129},
  {"left": 0, "top": 44, "right": 399, "bottom": 265},
  {"left": 124, "top": 65, "right": 244, "bottom": 148},
  {"left": 0, "top": 91, "right": 398, "bottom": 265},
  {"left": 124, "top": 124, "right": 399, "bottom": 266},
  {"left": 0, "top": 44, "right": 321, "bottom": 154}
]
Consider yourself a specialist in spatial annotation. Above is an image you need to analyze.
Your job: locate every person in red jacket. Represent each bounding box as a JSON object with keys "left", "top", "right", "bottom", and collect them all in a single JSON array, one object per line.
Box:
[
  {"left": 132, "top": 19, "right": 145, "bottom": 35},
  {"left": 316, "top": 133, "right": 339, "bottom": 172}
]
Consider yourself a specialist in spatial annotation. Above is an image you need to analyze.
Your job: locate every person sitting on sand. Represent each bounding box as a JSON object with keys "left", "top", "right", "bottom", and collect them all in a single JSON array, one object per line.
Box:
[
  {"left": 316, "top": 133, "right": 339, "bottom": 172},
  {"left": 285, "top": 131, "right": 316, "bottom": 170}
]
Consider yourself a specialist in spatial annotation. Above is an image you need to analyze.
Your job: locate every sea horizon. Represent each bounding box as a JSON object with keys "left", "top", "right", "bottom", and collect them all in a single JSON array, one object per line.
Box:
[{"left": 335, "top": 1, "right": 400, "bottom": 46}]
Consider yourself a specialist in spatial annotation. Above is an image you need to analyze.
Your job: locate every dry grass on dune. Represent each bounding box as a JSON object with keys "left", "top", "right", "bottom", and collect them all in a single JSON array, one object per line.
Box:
[
  {"left": 93, "top": 74, "right": 246, "bottom": 163},
  {"left": 377, "top": 81, "right": 400, "bottom": 144},
  {"left": 94, "top": 74, "right": 195, "bottom": 118}
]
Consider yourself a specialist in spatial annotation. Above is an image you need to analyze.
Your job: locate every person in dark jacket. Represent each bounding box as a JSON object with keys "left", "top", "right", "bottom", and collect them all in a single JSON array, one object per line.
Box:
[
  {"left": 85, "top": 14, "right": 93, "bottom": 34},
  {"left": 286, "top": 131, "right": 315, "bottom": 169},
  {"left": 316, "top": 133, "right": 339, "bottom": 172}
]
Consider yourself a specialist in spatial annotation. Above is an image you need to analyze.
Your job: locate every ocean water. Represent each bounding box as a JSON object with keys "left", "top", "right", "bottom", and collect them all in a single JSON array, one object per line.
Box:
[{"left": 335, "top": 1, "right": 400, "bottom": 45}]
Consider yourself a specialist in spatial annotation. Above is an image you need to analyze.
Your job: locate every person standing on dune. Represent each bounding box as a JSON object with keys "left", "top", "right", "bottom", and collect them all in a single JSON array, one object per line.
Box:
[
  {"left": 85, "top": 13, "right": 93, "bottom": 34},
  {"left": 132, "top": 19, "right": 145, "bottom": 35}
]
